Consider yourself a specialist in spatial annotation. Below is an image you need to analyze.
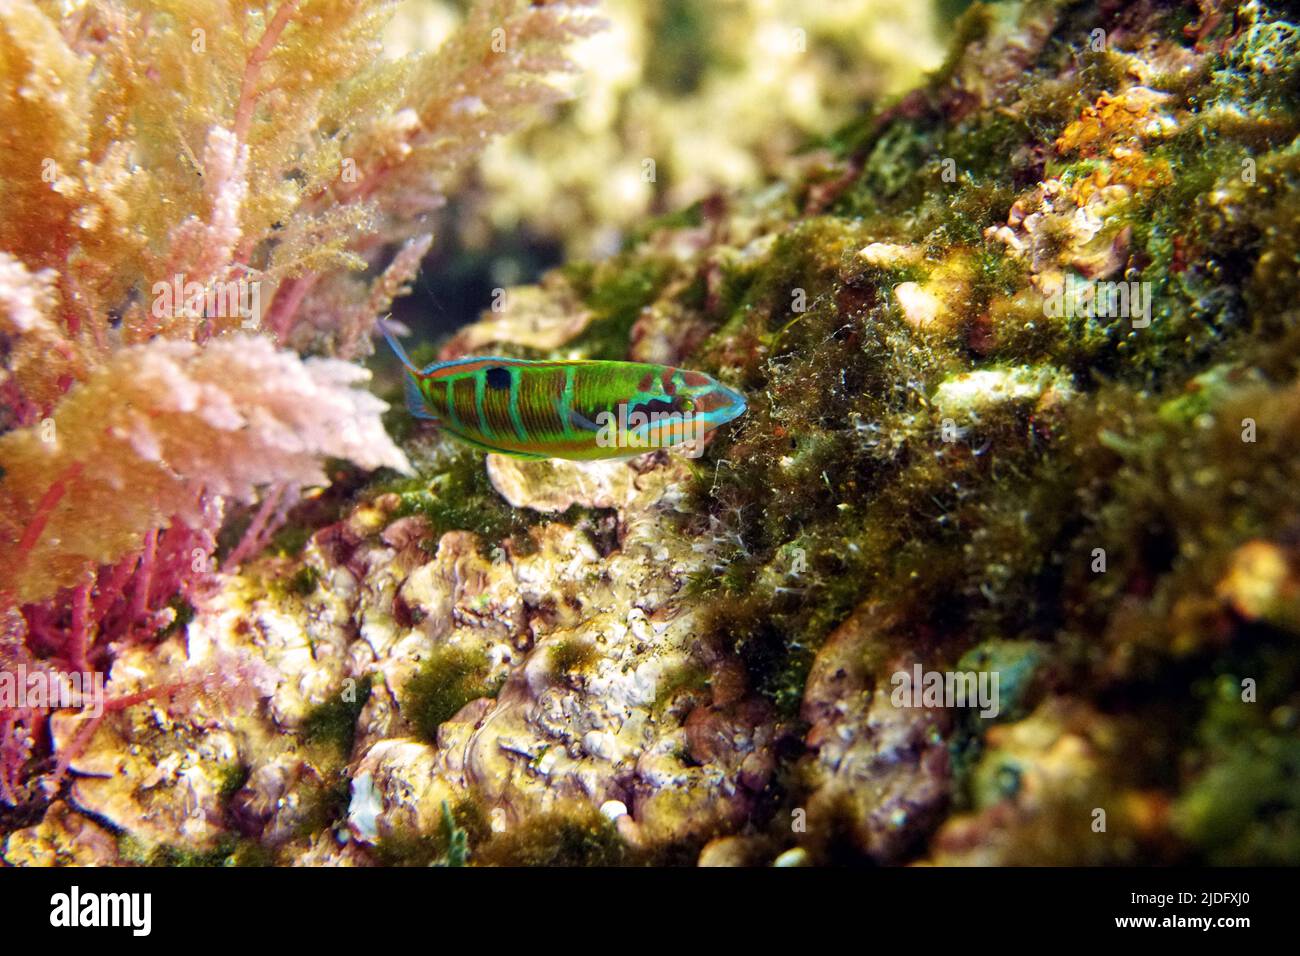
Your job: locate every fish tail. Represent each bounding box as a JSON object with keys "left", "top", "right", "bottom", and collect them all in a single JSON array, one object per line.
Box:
[
  {"left": 382, "top": 323, "right": 420, "bottom": 375},
  {"left": 405, "top": 374, "right": 438, "bottom": 421},
  {"left": 382, "top": 323, "right": 439, "bottom": 421}
]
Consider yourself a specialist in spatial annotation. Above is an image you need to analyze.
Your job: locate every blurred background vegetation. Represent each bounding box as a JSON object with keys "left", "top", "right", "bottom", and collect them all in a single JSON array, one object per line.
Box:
[{"left": 382, "top": 0, "right": 961, "bottom": 339}]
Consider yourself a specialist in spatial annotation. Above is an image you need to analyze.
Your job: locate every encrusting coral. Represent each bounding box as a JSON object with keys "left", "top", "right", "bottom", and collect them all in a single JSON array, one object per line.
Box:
[{"left": 5, "top": 0, "right": 1300, "bottom": 867}]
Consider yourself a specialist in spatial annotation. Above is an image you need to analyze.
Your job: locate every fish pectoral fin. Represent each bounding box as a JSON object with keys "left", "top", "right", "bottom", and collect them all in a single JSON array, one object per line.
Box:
[{"left": 554, "top": 399, "right": 602, "bottom": 433}]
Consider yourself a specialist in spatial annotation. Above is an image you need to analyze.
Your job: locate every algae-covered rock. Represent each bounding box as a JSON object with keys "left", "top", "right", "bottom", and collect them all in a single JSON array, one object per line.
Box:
[{"left": 3, "top": 801, "right": 119, "bottom": 867}]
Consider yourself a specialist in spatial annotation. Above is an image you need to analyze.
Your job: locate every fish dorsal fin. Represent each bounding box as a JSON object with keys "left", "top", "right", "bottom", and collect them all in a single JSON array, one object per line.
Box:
[{"left": 382, "top": 326, "right": 518, "bottom": 377}]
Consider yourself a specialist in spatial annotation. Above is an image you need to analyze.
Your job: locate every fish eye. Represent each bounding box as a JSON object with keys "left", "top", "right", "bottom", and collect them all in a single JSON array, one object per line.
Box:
[{"left": 680, "top": 398, "right": 695, "bottom": 412}]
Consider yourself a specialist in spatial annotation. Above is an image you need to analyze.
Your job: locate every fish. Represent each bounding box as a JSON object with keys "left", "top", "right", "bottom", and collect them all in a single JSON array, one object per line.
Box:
[{"left": 383, "top": 328, "right": 747, "bottom": 460}]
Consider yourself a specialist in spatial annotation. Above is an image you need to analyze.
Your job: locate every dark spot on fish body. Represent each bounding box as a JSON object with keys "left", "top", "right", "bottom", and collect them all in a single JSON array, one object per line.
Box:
[{"left": 486, "top": 366, "right": 512, "bottom": 390}]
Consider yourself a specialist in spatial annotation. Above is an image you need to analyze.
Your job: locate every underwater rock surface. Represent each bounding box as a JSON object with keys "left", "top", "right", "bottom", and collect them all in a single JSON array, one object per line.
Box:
[{"left": 6, "top": 0, "right": 1300, "bottom": 866}]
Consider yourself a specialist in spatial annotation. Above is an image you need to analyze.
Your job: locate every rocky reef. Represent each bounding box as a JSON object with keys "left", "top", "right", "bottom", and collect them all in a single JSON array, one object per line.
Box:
[{"left": 5, "top": 0, "right": 1300, "bottom": 866}]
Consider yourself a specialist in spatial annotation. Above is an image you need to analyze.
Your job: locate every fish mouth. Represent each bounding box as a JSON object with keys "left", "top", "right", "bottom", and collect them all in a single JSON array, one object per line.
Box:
[
  {"left": 726, "top": 388, "right": 748, "bottom": 421},
  {"left": 706, "top": 384, "right": 747, "bottom": 424}
]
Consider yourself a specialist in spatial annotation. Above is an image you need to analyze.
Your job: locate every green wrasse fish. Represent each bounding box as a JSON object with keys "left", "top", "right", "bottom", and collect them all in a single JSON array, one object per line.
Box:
[{"left": 384, "top": 329, "right": 747, "bottom": 460}]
